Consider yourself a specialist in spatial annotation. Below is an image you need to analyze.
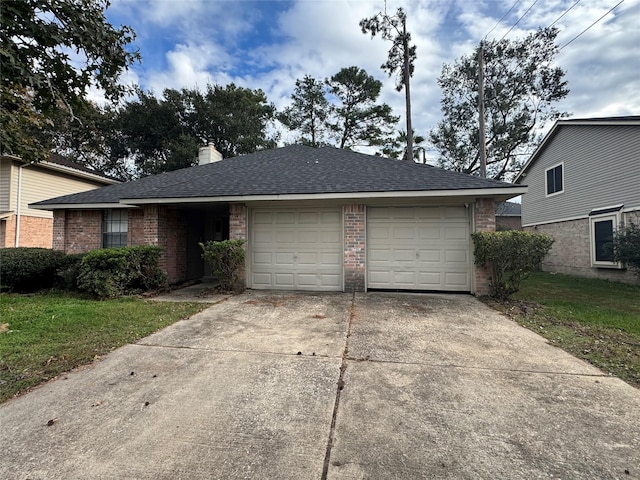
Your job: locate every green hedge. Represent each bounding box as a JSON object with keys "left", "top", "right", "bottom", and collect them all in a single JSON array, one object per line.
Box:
[
  {"left": 472, "top": 230, "right": 554, "bottom": 300},
  {"left": 76, "top": 246, "right": 167, "bottom": 298},
  {"left": 0, "top": 247, "right": 67, "bottom": 292},
  {"left": 613, "top": 222, "right": 640, "bottom": 278},
  {"left": 200, "top": 239, "right": 245, "bottom": 292}
]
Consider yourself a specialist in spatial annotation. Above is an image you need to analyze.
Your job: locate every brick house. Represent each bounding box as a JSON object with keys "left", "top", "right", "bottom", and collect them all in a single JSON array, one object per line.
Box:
[
  {"left": 0, "top": 154, "right": 119, "bottom": 248},
  {"left": 515, "top": 116, "right": 640, "bottom": 283},
  {"left": 31, "top": 145, "right": 525, "bottom": 295},
  {"left": 495, "top": 201, "right": 522, "bottom": 230}
]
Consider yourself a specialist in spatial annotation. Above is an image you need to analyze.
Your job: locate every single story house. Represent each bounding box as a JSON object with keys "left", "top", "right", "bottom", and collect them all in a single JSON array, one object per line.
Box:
[
  {"left": 32, "top": 144, "right": 526, "bottom": 295},
  {"left": 514, "top": 116, "right": 640, "bottom": 283},
  {"left": 1, "top": 154, "right": 119, "bottom": 248}
]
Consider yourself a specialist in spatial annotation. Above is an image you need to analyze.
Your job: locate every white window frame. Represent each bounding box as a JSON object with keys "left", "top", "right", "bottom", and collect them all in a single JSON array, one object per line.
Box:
[
  {"left": 589, "top": 209, "right": 622, "bottom": 269},
  {"left": 545, "top": 162, "right": 564, "bottom": 197}
]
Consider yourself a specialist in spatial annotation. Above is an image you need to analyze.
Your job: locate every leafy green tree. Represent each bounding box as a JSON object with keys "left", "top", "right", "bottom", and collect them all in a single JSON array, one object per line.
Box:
[
  {"left": 111, "top": 85, "right": 276, "bottom": 177},
  {"left": 380, "top": 130, "right": 425, "bottom": 160},
  {"left": 360, "top": 8, "right": 416, "bottom": 160},
  {"left": 430, "top": 27, "right": 569, "bottom": 180},
  {"left": 278, "top": 75, "right": 330, "bottom": 147},
  {"left": 1, "top": 0, "right": 139, "bottom": 162},
  {"left": 326, "top": 66, "right": 399, "bottom": 149}
]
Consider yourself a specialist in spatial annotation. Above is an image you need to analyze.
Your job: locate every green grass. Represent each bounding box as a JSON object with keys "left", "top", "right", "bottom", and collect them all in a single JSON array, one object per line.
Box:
[
  {"left": 486, "top": 272, "right": 640, "bottom": 388},
  {"left": 0, "top": 293, "right": 207, "bottom": 403}
]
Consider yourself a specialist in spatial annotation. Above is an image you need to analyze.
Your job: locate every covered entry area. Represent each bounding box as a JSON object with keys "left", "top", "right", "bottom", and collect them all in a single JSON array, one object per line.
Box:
[{"left": 367, "top": 206, "right": 472, "bottom": 291}]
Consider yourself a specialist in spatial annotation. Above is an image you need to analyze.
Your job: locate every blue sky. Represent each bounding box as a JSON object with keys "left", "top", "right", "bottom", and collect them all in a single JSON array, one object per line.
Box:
[{"left": 102, "top": 0, "right": 640, "bottom": 154}]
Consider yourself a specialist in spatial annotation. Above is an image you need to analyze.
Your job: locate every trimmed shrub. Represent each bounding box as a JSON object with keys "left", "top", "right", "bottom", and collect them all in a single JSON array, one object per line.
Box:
[
  {"left": 0, "top": 247, "right": 66, "bottom": 292},
  {"left": 76, "top": 245, "right": 167, "bottom": 298},
  {"left": 200, "top": 239, "right": 246, "bottom": 292},
  {"left": 54, "top": 253, "right": 85, "bottom": 290},
  {"left": 472, "top": 230, "right": 554, "bottom": 300},
  {"left": 613, "top": 222, "right": 640, "bottom": 278}
]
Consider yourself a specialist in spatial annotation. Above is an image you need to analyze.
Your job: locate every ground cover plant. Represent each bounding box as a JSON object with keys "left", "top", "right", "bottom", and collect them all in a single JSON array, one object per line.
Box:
[
  {"left": 485, "top": 272, "right": 640, "bottom": 388},
  {"left": 0, "top": 293, "right": 207, "bottom": 403}
]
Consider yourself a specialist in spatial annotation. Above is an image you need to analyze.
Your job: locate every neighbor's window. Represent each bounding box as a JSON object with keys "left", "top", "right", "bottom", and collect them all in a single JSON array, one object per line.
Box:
[
  {"left": 545, "top": 163, "right": 563, "bottom": 196},
  {"left": 103, "top": 209, "right": 128, "bottom": 248},
  {"left": 589, "top": 208, "right": 622, "bottom": 268}
]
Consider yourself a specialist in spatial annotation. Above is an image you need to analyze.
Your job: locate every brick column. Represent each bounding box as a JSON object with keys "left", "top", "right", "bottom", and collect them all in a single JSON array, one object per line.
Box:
[
  {"left": 143, "top": 205, "right": 169, "bottom": 278},
  {"left": 343, "top": 204, "right": 366, "bottom": 292},
  {"left": 53, "top": 212, "right": 68, "bottom": 250},
  {"left": 474, "top": 198, "right": 496, "bottom": 296},
  {"left": 229, "top": 203, "right": 247, "bottom": 289}
]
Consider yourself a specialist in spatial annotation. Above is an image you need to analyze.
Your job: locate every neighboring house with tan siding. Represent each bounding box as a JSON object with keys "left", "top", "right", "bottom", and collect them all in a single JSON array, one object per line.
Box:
[
  {"left": 0, "top": 154, "right": 118, "bottom": 248},
  {"left": 515, "top": 116, "right": 640, "bottom": 283}
]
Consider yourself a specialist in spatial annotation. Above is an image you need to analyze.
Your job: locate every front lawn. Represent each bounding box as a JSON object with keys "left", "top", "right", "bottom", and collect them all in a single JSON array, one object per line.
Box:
[
  {"left": 0, "top": 293, "right": 207, "bottom": 403},
  {"left": 485, "top": 272, "right": 640, "bottom": 388}
]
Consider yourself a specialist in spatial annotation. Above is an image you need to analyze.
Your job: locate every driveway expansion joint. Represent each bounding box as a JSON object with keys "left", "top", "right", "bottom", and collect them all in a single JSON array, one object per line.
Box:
[
  {"left": 321, "top": 291, "right": 355, "bottom": 479},
  {"left": 133, "top": 343, "right": 341, "bottom": 359},
  {"left": 345, "top": 355, "right": 610, "bottom": 377}
]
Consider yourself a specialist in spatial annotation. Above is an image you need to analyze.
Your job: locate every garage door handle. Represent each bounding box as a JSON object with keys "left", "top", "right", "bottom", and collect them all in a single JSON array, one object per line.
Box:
[{"left": 416, "top": 251, "right": 419, "bottom": 259}]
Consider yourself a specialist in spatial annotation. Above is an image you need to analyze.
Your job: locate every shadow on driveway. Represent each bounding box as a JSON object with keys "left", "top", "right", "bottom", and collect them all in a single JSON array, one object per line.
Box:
[{"left": 1, "top": 291, "right": 638, "bottom": 479}]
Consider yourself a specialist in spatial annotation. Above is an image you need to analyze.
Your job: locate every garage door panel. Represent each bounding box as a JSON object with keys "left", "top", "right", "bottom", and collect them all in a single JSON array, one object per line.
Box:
[
  {"left": 445, "top": 250, "right": 468, "bottom": 263},
  {"left": 276, "top": 212, "right": 296, "bottom": 224},
  {"left": 392, "top": 249, "right": 415, "bottom": 262},
  {"left": 251, "top": 207, "right": 342, "bottom": 291},
  {"left": 445, "top": 226, "right": 468, "bottom": 240},
  {"left": 419, "top": 226, "right": 442, "bottom": 240},
  {"left": 368, "top": 206, "right": 470, "bottom": 292},
  {"left": 253, "top": 252, "right": 272, "bottom": 265}
]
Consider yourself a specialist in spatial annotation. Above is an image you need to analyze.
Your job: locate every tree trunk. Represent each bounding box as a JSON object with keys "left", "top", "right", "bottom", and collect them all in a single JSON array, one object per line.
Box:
[{"left": 402, "top": 23, "right": 413, "bottom": 161}]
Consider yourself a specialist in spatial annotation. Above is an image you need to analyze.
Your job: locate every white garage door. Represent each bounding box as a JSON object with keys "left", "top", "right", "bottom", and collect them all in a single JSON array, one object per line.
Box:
[
  {"left": 251, "top": 207, "right": 343, "bottom": 291},
  {"left": 367, "top": 206, "right": 471, "bottom": 291}
]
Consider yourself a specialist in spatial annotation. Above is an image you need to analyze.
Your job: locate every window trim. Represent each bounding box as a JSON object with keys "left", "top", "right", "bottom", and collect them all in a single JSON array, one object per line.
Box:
[
  {"left": 545, "top": 162, "right": 564, "bottom": 197},
  {"left": 589, "top": 209, "right": 622, "bottom": 269}
]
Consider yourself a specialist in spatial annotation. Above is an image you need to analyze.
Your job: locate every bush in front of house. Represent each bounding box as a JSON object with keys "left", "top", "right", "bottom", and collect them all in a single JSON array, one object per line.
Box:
[
  {"left": 200, "top": 239, "right": 245, "bottom": 292},
  {"left": 471, "top": 230, "right": 555, "bottom": 300},
  {"left": 54, "top": 253, "right": 85, "bottom": 291},
  {"left": 0, "top": 247, "right": 67, "bottom": 292},
  {"left": 613, "top": 222, "right": 640, "bottom": 278},
  {"left": 76, "top": 245, "right": 167, "bottom": 298}
]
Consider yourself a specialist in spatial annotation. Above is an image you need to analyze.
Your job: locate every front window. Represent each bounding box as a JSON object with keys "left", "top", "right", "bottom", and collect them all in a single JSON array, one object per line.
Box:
[
  {"left": 545, "top": 163, "right": 563, "bottom": 196},
  {"left": 103, "top": 209, "right": 128, "bottom": 248},
  {"left": 589, "top": 206, "right": 622, "bottom": 268}
]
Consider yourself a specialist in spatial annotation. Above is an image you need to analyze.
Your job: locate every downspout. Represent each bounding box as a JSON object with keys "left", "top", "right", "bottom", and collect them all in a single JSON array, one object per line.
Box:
[{"left": 15, "top": 163, "right": 29, "bottom": 247}]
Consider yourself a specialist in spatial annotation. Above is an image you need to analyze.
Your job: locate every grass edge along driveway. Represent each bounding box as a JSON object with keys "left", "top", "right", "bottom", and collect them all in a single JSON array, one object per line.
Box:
[
  {"left": 485, "top": 271, "right": 640, "bottom": 389},
  {"left": 0, "top": 293, "right": 208, "bottom": 403}
]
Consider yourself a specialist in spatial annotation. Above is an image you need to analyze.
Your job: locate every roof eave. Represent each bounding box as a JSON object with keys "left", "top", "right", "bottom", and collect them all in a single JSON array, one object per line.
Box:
[
  {"left": 30, "top": 202, "right": 137, "bottom": 211},
  {"left": 119, "top": 186, "right": 527, "bottom": 205}
]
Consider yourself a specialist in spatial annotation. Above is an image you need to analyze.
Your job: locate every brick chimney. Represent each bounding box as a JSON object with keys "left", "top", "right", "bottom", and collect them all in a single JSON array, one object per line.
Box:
[{"left": 198, "top": 142, "right": 223, "bottom": 165}]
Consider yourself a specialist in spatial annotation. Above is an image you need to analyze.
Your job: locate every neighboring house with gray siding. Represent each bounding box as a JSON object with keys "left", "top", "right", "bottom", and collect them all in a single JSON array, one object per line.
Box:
[{"left": 514, "top": 116, "right": 640, "bottom": 283}]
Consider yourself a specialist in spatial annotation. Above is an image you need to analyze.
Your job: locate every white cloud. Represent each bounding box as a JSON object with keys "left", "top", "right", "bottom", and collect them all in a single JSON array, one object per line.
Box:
[{"left": 105, "top": 0, "right": 640, "bottom": 146}]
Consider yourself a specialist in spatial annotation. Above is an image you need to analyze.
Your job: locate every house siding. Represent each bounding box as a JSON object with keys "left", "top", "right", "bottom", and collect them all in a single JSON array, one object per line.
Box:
[
  {"left": 524, "top": 210, "right": 640, "bottom": 283},
  {"left": 520, "top": 124, "right": 640, "bottom": 226},
  {"left": 0, "top": 158, "right": 12, "bottom": 211}
]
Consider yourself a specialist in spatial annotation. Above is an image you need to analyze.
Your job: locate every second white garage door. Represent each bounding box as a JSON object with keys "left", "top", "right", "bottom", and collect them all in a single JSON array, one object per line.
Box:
[
  {"left": 367, "top": 206, "right": 471, "bottom": 291},
  {"left": 251, "top": 207, "right": 342, "bottom": 291}
]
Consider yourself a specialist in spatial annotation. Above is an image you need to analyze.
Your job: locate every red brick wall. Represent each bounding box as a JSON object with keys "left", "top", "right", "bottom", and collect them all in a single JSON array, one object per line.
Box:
[
  {"left": 496, "top": 216, "right": 522, "bottom": 231},
  {"left": 62, "top": 210, "right": 102, "bottom": 254},
  {"left": 343, "top": 204, "right": 366, "bottom": 292},
  {"left": 1, "top": 216, "right": 16, "bottom": 248},
  {"left": 229, "top": 203, "right": 247, "bottom": 288},
  {"left": 128, "top": 208, "right": 145, "bottom": 246},
  {"left": 53, "top": 211, "right": 66, "bottom": 251},
  {"left": 0, "top": 215, "right": 52, "bottom": 248},
  {"left": 141, "top": 205, "right": 188, "bottom": 284},
  {"left": 474, "top": 198, "right": 496, "bottom": 296}
]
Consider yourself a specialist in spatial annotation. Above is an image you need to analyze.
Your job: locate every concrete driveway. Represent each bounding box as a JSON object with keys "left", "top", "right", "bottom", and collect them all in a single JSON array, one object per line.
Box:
[{"left": 1, "top": 291, "right": 639, "bottom": 479}]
